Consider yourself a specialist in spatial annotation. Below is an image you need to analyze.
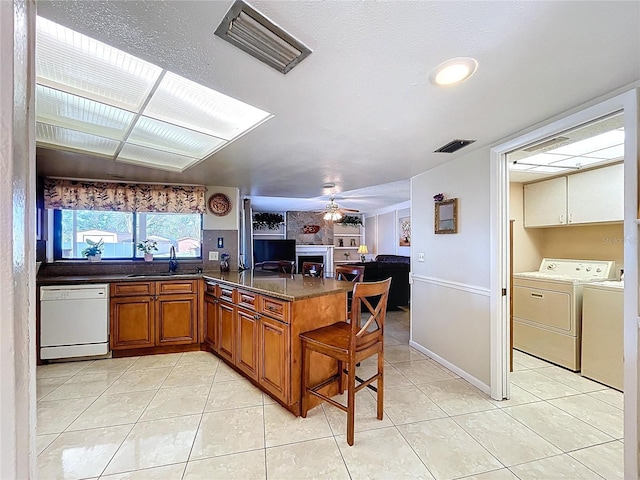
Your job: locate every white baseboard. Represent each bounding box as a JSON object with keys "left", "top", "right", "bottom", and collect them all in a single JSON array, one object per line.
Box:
[{"left": 409, "top": 340, "right": 490, "bottom": 395}]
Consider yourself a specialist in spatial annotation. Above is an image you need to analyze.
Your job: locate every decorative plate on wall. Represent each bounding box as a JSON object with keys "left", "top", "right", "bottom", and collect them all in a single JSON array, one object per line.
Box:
[{"left": 208, "top": 193, "right": 232, "bottom": 216}]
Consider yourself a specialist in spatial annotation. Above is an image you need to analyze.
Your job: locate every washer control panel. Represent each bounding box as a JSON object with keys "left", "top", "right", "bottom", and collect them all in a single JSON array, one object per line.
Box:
[{"left": 538, "top": 258, "right": 616, "bottom": 280}]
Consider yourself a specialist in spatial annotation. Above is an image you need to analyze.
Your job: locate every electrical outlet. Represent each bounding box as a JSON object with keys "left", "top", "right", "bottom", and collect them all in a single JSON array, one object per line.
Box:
[
  {"left": 209, "top": 251, "right": 219, "bottom": 261},
  {"left": 418, "top": 252, "right": 425, "bottom": 262}
]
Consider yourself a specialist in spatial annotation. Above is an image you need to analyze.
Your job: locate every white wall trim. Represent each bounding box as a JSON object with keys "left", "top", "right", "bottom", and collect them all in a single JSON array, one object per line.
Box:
[
  {"left": 409, "top": 340, "right": 490, "bottom": 395},
  {"left": 411, "top": 274, "right": 490, "bottom": 297}
]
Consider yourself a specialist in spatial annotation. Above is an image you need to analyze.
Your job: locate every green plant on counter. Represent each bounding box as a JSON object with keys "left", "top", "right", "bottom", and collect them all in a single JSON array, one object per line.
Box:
[
  {"left": 337, "top": 215, "right": 362, "bottom": 227},
  {"left": 81, "top": 238, "right": 104, "bottom": 257},
  {"left": 136, "top": 239, "right": 158, "bottom": 254},
  {"left": 253, "top": 212, "right": 284, "bottom": 230}
]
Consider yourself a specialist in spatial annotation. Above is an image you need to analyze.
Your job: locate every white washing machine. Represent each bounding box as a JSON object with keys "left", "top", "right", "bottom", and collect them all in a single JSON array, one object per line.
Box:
[
  {"left": 513, "top": 258, "right": 616, "bottom": 371},
  {"left": 581, "top": 280, "right": 624, "bottom": 390}
]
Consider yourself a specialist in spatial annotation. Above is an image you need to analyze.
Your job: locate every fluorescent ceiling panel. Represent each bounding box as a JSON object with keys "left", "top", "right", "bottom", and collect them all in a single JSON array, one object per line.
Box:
[
  {"left": 143, "top": 72, "right": 272, "bottom": 140},
  {"left": 582, "top": 144, "right": 624, "bottom": 160},
  {"left": 117, "top": 143, "right": 199, "bottom": 172},
  {"left": 36, "top": 122, "right": 120, "bottom": 156},
  {"left": 36, "top": 85, "right": 135, "bottom": 140},
  {"left": 127, "top": 116, "right": 226, "bottom": 157},
  {"left": 549, "top": 130, "right": 624, "bottom": 156},
  {"left": 35, "top": 16, "right": 273, "bottom": 173},
  {"left": 36, "top": 16, "right": 162, "bottom": 111},
  {"left": 548, "top": 156, "right": 608, "bottom": 168},
  {"left": 515, "top": 153, "right": 571, "bottom": 166}
]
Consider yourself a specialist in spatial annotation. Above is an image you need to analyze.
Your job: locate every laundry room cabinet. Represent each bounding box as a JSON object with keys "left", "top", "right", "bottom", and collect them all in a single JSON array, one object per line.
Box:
[{"left": 524, "top": 163, "right": 623, "bottom": 227}]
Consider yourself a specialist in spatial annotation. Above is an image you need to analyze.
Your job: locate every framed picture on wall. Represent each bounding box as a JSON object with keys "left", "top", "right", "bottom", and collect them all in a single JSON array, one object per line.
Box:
[
  {"left": 399, "top": 216, "right": 411, "bottom": 246},
  {"left": 435, "top": 198, "right": 458, "bottom": 234}
]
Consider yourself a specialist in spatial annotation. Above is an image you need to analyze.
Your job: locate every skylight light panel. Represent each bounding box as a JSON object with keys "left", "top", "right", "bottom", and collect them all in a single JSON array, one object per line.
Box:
[
  {"left": 36, "top": 85, "right": 135, "bottom": 140},
  {"left": 548, "top": 157, "right": 608, "bottom": 168},
  {"left": 143, "top": 71, "right": 272, "bottom": 140},
  {"left": 36, "top": 122, "right": 120, "bottom": 157},
  {"left": 581, "top": 144, "right": 624, "bottom": 160},
  {"left": 117, "top": 143, "right": 199, "bottom": 172},
  {"left": 516, "top": 153, "right": 571, "bottom": 166},
  {"left": 127, "top": 116, "right": 226, "bottom": 158},
  {"left": 549, "top": 130, "right": 624, "bottom": 156},
  {"left": 36, "top": 16, "right": 162, "bottom": 111}
]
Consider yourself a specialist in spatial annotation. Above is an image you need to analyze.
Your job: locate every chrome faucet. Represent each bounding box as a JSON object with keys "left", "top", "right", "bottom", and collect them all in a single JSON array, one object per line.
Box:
[{"left": 168, "top": 246, "right": 178, "bottom": 273}]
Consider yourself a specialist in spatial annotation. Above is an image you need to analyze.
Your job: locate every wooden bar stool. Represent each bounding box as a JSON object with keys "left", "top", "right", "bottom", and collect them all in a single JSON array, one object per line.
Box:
[
  {"left": 300, "top": 278, "right": 391, "bottom": 446},
  {"left": 334, "top": 265, "right": 365, "bottom": 282},
  {"left": 302, "top": 261, "right": 324, "bottom": 277}
]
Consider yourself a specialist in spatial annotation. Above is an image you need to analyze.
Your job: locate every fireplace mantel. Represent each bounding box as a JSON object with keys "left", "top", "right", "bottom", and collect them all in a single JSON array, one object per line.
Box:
[{"left": 296, "top": 245, "right": 334, "bottom": 273}]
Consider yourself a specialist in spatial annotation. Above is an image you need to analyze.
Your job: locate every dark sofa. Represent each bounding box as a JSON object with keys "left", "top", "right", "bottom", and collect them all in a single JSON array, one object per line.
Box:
[{"left": 347, "top": 254, "right": 410, "bottom": 309}]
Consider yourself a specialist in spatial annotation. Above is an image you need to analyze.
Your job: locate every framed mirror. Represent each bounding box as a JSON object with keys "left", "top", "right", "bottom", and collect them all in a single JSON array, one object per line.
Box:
[{"left": 434, "top": 198, "right": 458, "bottom": 234}]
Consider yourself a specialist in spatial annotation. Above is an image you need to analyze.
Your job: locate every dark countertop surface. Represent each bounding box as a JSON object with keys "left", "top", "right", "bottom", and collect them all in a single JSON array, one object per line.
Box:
[{"left": 37, "top": 270, "right": 353, "bottom": 301}]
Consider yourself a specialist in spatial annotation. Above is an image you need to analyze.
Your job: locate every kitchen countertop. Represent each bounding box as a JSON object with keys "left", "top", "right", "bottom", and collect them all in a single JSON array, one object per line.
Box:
[{"left": 37, "top": 270, "right": 354, "bottom": 301}]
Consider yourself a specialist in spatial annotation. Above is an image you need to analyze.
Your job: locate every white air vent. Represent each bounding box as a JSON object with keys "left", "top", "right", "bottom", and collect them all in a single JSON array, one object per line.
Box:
[{"left": 215, "top": 0, "right": 312, "bottom": 74}]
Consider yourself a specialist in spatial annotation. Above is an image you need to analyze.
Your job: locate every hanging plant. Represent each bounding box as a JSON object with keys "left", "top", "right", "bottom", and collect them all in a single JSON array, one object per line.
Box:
[
  {"left": 336, "top": 215, "right": 363, "bottom": 227},
  {"left": 253, "top": 212, "right": 284, "bottom": 230}
]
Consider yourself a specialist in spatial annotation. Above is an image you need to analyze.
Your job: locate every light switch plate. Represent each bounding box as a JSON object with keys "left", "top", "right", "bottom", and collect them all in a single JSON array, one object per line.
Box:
[
  {"left": 209, "top": 251, "right": 219, "bottom": 261},
  {"left": 418, "top": 252, "right": 425, "bottom": 262}
]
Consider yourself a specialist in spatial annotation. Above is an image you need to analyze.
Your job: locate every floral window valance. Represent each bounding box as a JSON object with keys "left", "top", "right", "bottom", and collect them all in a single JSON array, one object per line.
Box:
[{"left": 44, "top": 178, "right": 207, "bottom": 214}]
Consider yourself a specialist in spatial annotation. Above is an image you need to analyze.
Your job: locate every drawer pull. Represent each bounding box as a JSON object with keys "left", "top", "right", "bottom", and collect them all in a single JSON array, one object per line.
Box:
[{"left": 531, "top": 293, "right": 544, "bottom": 299}]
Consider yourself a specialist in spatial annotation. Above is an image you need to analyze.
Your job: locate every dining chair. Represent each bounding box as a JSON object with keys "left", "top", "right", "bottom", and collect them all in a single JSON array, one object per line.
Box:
[
  {"left": 300, "top": 277, "right": 391, "bottom": 446},
  {"left": 334, "top": 265, "right": 365, "bottom": 282},
  {"left": 277, "top": 260, "right": 296, "bottom": 273},
  {"left": 302, "top": 261, "right": 324, "bottom": 277}
]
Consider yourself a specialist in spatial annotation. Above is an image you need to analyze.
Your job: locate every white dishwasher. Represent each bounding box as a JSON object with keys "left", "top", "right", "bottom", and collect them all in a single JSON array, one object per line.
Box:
[{"left": 40, "top": 284, "right": 109, "bottom": 360}]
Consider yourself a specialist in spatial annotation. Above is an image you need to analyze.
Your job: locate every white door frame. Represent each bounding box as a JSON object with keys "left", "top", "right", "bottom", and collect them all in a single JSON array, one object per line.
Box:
[{"left": 489, "top": 89, "right": 638, "bottom": 477}]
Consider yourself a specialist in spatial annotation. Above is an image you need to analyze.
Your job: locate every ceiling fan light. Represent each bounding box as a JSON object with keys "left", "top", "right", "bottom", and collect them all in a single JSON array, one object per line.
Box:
[{"left": 323, "top": 210, "right": 342, "bottom": 221}]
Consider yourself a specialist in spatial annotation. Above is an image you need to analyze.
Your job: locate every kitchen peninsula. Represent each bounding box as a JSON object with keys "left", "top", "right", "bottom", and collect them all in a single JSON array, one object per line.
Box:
[{"left": 37, "top": 270, "right": 354, "bottom": 415}]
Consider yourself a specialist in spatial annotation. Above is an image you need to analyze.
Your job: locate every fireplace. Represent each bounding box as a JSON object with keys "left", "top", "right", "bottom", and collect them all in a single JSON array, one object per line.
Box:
[{"left": 295, "top": 245, "right": 334, "bottom": 275}]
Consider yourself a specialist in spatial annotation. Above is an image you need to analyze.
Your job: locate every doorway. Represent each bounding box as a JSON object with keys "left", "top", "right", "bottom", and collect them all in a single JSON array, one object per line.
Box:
[{"left": 490, "top": 90, "right": 639, "bottom": 477}]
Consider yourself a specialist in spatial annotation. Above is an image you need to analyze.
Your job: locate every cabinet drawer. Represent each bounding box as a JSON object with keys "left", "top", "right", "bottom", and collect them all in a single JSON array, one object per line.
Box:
[
  {"left": 111, "top": 282, "right": 153, "bottom": 297},
  {"left": 259, "top": 296, "right": 290, "bottom": 323},
  {"left": 157, "top": 280, "right": 198, "bottom": 295},
  {"left": 219, "top": 285, "right": 235, "bottom": 302},
  {"left": 204, "top": 281, "right": 218, "bottom": 295},
  {"left": 237, "top": 289, "right": 258, "bottom": 310}
]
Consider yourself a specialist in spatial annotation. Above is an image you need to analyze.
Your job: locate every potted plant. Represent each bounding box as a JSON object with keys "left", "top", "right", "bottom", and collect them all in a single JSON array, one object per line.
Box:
[
  {"left": 253, "top": 212, "right": 284, "bottom": 230},
  {"left": 337, "top": 215, "right": 363, "bottom": 227},
  {"left": 136, "top": 239, "right": 158, "bottom": 261},
  {"left": 82, "top": 238, "right": 104, "bottom": 262}
]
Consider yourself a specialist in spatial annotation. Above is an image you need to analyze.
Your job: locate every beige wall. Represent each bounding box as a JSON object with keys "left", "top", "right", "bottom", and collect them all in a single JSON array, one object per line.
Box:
[
  {"left": 541, "top": 223, "right": 624, "bottom": 268},
  {"left": 411, "top": 148, "right": 491, "bottom": 388}
]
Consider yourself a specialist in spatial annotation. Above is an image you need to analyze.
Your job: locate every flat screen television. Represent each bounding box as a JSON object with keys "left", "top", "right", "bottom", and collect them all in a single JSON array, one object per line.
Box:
[{"left": 253, "top": 239, "right": 296, "bottom": 265}]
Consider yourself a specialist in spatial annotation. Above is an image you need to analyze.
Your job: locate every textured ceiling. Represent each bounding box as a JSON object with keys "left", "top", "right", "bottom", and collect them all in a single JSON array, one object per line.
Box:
[{"left": 35, "top": 1, "right": 640, "bottom": 213}]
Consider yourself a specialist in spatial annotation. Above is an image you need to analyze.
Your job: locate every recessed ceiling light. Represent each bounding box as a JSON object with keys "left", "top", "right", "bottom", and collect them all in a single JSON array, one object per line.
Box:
[{"left": 429, "top": 57, "right": 478, "bottom": 86}]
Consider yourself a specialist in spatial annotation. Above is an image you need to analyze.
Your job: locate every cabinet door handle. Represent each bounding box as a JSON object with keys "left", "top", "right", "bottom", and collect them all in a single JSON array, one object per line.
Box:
[
  {"left": 559, "top": 213, "right": 565, "bottom": 224},
  {"left": 531, "top": 292, "right": 544, "bottom": 299},
  {"left": 568, "top": 213, "right": 573, "bottom": 223}
]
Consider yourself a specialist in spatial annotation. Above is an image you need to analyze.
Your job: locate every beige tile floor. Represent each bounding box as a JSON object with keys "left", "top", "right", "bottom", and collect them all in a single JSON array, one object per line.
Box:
[{"left": 36, "top": 310, "right": 624, "bottom": 479}]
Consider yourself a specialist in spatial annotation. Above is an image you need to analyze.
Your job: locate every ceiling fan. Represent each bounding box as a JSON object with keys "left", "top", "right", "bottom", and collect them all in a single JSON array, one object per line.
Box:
[{"left": 316, "top": 197, "right": 359, "bottom": 221}]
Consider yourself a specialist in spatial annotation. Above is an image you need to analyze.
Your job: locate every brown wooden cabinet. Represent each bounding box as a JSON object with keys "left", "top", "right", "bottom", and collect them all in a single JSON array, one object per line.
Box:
[
  {"left": 156, "top": 293, "right": 198, "bottom": 346},
  {"left": 110, "top": 280, "right": 198, "bottom": 351},
  {"left": 236, "top": 307, "right": 259, "bottom": 380},
  {"left": 110, "top": 295, "right": 155, "bottom": 349},
  {"left": 203, "top": 293, "right": 218, "bottom": 350},
  {"left": 259, "top": 314, "right": 290, "bottom": 403},
  {"left": 217, "top": 299, "right": 235, "bottom": 363}
]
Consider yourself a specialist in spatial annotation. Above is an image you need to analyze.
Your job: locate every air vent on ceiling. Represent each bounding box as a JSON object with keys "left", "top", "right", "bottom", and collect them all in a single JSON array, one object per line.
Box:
[
  {"left": 434, "top": 139, "right": 476, "bottom": 154},
  {"left": 523, "top": 136, "right": 570, "bottom": 153},
  {"left": 215, "top": 0, "right": 312, "bottom": 74}
]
